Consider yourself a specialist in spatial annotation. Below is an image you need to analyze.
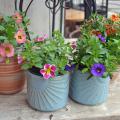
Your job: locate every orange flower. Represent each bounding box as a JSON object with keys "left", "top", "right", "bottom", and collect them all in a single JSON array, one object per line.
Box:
[
  {"left": 15, "top": 29, "right": 26, "bottom": 44},
  {"left": 110, "top": 14, "right": 120, "bottom": 22},
  {"left": 106, "top": 28, "right": 116, "bottom": 36},
  {"left": 105, "top": 24, "right": 111, "bottom": 29},
  {"left": 92, "top": 30, "right": 101, "bottom": 36}
]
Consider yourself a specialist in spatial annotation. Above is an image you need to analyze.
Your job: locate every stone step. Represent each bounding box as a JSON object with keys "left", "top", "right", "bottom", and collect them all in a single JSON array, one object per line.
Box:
[{"left": 0, "top": 76, "right": 120, "bottom": 120}]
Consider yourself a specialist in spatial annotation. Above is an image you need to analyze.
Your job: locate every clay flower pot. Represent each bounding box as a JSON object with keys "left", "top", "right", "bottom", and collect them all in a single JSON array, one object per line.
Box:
[
  {"left": 0, "top": 57, "right": 25, "bottom": 94},
  {"left": 27, "top": 71, "right": 69, "bottom": 112},
  {"left": 69, "top": 70, "right": 110, "bottom": 105}
]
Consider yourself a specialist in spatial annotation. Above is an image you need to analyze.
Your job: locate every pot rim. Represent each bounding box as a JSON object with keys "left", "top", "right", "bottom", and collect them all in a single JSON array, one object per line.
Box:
[{"left": 28, "top": 71, "right": 69, "bottom": 80}]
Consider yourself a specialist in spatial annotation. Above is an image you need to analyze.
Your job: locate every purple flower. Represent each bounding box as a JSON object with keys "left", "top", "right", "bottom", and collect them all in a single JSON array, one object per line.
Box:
[
  {"left": 65, "top": 64, "right": 76, "bottom": 71},
  {"left": 97, "top": 35, "right": 106, "bottom": 43},
  {"left": 91, "top": 63, "right": 106, "bottom": 77}
]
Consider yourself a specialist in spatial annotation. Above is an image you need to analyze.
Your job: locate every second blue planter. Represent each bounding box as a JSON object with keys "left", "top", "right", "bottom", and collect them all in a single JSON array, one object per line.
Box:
[
  {"left": 27, "top": 72, "right": 69, "bottom": 112},
  {"left": 69, "top": 70, "right": 110, "bottom": 105}
]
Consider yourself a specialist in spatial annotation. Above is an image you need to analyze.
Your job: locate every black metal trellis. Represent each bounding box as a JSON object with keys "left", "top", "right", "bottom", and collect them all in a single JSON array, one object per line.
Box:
[
  {"left": 14, "top": 0, "right": 34, "bottom": 40},
  {"left": 45, "top": 0, "right": 66, "bottom": 34},
  {"left": 15, "top": 0, "right": 108, "bottom": 37}
]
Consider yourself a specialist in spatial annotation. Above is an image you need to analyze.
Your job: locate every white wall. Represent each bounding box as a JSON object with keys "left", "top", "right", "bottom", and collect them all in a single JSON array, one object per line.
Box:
[{"left": 0, "top": 0, "right": 63, "bottom": 37}]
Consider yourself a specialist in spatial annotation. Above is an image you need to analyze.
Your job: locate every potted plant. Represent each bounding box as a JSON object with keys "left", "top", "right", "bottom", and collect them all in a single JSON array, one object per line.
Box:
[
  {"left": 69, "top": 14, "right": 120, "bottom": 105},
  {"left": 21, "top": 31, "right": 71, "bottom": 111},
  {"left": 0, "top": 12, "right": 29, "bottom": 94}
]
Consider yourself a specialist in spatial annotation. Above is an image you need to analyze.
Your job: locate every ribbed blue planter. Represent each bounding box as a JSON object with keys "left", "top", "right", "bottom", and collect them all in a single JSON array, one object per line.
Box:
[
  {"left": 69, "top": 70, "right": 110, "bottom": 105},
  {"left": 27, "top": 72, "right": 69, "bottom": 112}
]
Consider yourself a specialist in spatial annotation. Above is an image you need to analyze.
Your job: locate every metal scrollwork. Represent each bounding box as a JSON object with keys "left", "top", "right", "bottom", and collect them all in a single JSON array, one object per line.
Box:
[{"left": 45, "top": 0, "right": 66, "bottom": 34}]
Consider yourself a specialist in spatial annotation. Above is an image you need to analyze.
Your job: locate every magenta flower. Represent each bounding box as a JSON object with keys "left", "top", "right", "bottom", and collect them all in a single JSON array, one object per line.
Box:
[
  {"left": 17, "top": 55, "right": 23, "bottom": 64},
  {"left": 91, "top": 63, "right": 106, "bottom": 77},
  {"left": 70, "top": 41, "right": 77, "bottom": 49},
  {"left": 35, "top": 34, "right": 48, "bottom": 42},
  {"left": 40, "top": 64, "right": 56, "bottom": 79},
  {"left": 3, "top": 43, "right": 14, "bottom": 57}
]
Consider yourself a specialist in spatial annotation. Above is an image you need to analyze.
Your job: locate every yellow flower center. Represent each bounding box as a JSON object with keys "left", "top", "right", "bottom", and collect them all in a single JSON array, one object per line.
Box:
[
  {"left": 46, "top": 68, "right": 51, "bottom": 74},
  {"left": 5, "top": 47, "right": 10, "bottom": 54},
  {"left": 18, "top": 35, "right": 22, "bottom": 39}
]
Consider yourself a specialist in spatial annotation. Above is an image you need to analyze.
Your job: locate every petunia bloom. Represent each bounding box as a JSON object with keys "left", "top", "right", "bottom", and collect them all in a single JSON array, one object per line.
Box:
[
  {"left": 35, "top": 34, "right": 48, "bottom": 42},
  {"left": 3, "top": 43, "right": 14, "bottom": 57},
  {"left": 65, "top": 64, "right": 76, "bottom": 71},
  {"left": 17, "top": 55, "right": 24, "bottom": 64},
  {"left": 91, "top": 63, "right": 106, "bottom": 77},
  {"left": 92, "top": 30, "right": 101, "bottom": 36},
  {"left": 0, "top": 45, "right": 6, "bottom": 62},
  {"left": 106, "top": 28, "right": 116, "bottom": 36},
  {"left": 13, "top": 12, "right": 23, "bottom": 24},
  {"left": 97, "top": 34, "right": 106, "bottom": 43},
  {"left": 15, "top": 29, "right": 26, "bottom": 44},
  {"left": 70, "top": 41, "right": 77, "bottom": 49},
  {"left": 110, "top": 14, "right": 120, "bottom": 22},
  {"left": 40, "top": 64, "right": 56, "bottom": 79}
]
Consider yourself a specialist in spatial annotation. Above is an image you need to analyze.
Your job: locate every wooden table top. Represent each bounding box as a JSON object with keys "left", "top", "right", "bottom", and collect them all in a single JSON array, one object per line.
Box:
[{"left": 65, "top": 9, "right": 84, "bottom": 22}]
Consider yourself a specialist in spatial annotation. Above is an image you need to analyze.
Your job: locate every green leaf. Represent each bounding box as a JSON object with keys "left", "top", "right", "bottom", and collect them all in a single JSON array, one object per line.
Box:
[
  {"left": 0, "top": 36, "right": 7, "bottom": 40},
  {"left": 22, "top": 64, "right": 31, "bottom": 70},
  {"left": 3, "top": 16, "right": 11, "bottom": 22},
  {"left": 35, "top": 63, "right": 42, "bottom": 68},
  {"left": 0, "top": 25, "right": 5, "bottom": 31},
  {"left": 81, "top": 68, "right": 89, "bottom": 73}
]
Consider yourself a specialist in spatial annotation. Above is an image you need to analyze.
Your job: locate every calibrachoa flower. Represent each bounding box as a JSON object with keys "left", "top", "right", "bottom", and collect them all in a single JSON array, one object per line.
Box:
[
  {"left": 106, "top": 28, "right": 116, "bottom": 36},
  {"left": 40, "top": 64, "right": 56, "bottom": 79},
  {"left": 0, "top": 45, "right": 5, "bottom": 62},
  {"left": 97, "top": 34, "right": 106, "bottom": 43},
  {"left": 17, "top": 55, "right": 24, "bottom": 64},
  {"left": 35, "top": 34, "right": 48, "bottom": 42},
  {"left": 13, "top": 12, "right": 23, "bottom": 24},
  {"left": 91, "top": 63, "right": 106, "bottom": 77},
  {"left": 70, "top": 41, "right": 77, "bottom": 49},
  {"left": 92, "top": 30, "right": 101, "bottom": 36},
  {"left": 15, "top": 29, "right": 26, "bottom": 44},
  {"left": 65, "top": 64, "right": 76, "bottom": 71},
  {"left": 3, "top": 43, "right": 14, "bottom": 57},
  {"left": 110, "top": 14, "right": 120, "bottom": 22}
]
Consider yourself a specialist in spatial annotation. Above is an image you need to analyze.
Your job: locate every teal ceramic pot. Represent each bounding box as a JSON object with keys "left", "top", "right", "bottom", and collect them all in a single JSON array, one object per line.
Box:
[
  {"left": 27, "top": 71, "right": 70, "bottom": 112},
  {"left": 69, "top": 70, "right": 110, "bottom": 105}
]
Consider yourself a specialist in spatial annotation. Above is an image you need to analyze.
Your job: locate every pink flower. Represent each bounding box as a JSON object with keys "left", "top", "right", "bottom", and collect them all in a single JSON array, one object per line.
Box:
[
  {"left": 15, "top": 29, "right": 26, "bottom": 44},
  {"left": 13, "top": 12, "right": 23, "bottom": 24},
  {"left": 3, "top": 43, "right": 14, "bottom": 57},
  {"left": 17, "top": 55, "right": 23, "bottom": 64},
  {"left": 0, "top": 45, "right": 6, "bottom": 62},
  {"left": 40, "top": 64, "right": 56, "bottom": 79},
  {"left": 71, "top": 41, "right": 77, "bottom": 49},
  {"left": 35, "top": 34, "right": 48, "bottom": 42}
]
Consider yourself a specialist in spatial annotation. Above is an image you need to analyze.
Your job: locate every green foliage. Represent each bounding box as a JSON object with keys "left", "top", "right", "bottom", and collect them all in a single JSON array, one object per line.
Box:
[
  {"left": 22, "top": 31, "right": 72, "bottom": 75},
  {"left": 0, "top": 12, "right": 30, "bottom": 58},
  {"left": 73, "top": 14, "right": 120, "bottom": 77}
]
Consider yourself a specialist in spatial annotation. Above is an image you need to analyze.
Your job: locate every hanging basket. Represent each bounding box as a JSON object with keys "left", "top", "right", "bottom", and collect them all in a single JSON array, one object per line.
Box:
[
  {"left": 69, "top": 70, "right": 110, "bottom": 105},
  {"left": 0, "top": 57, "right": 25, "bottom": 94},
  {"left": 27, "top": 71, "right": 69, "bottom": 112}
]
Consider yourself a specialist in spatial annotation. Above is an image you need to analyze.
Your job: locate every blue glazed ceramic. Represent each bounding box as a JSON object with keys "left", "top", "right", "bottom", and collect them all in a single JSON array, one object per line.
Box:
[
  {"left": 27, "top": 72, "right": 69, "bottom": 112},
  {"left": 69, "top": 70, "right": 110, "bottom": 105}
]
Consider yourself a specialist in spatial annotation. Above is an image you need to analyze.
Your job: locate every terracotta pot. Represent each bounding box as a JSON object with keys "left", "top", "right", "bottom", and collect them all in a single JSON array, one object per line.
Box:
[{"left": 0, "top": 57, "right": 25, "bottom": 94}]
